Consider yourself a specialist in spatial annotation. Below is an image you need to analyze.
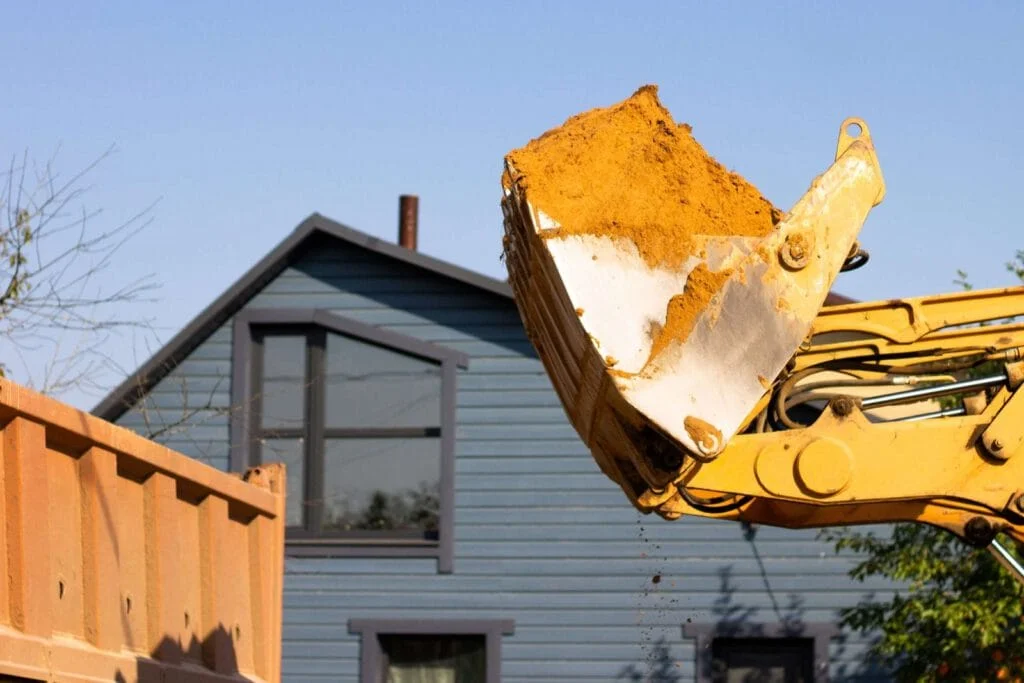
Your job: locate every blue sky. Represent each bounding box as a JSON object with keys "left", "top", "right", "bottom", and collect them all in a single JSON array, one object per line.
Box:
[{"left": 2, "top": 2, "right": 1022, "bottom": 410}]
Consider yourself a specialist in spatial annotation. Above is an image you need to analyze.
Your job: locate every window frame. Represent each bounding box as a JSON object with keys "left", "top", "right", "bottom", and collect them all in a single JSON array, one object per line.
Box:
[
  {"left": 230, "top": 308, "right": 468, "bottom": 571},
  {"left": 348, "top": 619, "right": 515, "bottom": 683},
  {"left": 683, "top": 621, "right": 838, "bottom": 683}
]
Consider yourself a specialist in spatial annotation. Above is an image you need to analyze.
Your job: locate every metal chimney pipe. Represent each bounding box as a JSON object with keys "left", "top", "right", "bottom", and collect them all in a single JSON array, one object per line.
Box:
[{"left": 399, "top": 195, "right": 418, "bottom": 250}]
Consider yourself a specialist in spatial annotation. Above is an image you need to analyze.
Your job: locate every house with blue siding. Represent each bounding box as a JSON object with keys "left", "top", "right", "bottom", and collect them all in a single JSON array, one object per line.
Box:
[{"left": 93, "top": 206, "right": 896, "bottom": 682}]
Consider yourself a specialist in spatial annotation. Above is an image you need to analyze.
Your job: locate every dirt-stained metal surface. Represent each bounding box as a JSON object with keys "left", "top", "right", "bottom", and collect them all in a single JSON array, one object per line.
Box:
[{"left": 0, "top": 377, "right": 286, "bottom": 683}]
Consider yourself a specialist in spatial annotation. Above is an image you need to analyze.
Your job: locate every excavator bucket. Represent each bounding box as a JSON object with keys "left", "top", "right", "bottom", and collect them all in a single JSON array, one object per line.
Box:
[{"left": 500, "top": 86, "right": 886, "bottom": 505}]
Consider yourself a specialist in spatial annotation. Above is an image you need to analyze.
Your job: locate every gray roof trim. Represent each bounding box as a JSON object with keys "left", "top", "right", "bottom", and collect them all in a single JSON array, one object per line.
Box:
[{"left": 91, "top": 212, "right": 510, "bottom": 421}]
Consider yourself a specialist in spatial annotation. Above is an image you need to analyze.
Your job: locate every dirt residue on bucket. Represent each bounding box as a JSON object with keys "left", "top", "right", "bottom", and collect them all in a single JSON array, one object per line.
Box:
[
  {"left": 646, "top": 264, "right": 731, "bottom": 364},
  {"left": 503, "top": 85, "right": 782, "bottom": 269}
]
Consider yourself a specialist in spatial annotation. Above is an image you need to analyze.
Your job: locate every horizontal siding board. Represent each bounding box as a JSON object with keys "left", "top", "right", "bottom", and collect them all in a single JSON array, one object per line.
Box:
[
  {"left": 447, "top": 540, "right": 859, "bottom": 559},
  {"left": 507, "top": 642, "right": 692, "bottom": 661},
  {"left": 282, "top": 642, "right": 359, "bottom": 659},
  {"left": 171, "top": 358, "right": 232, "bottom": 377},
  {"left": 174, "top": 340, "right": 231, "bottom": 361},
  {"left": 439, "top": 338, "right": 538, "bottom": 357},
  {"left": 284, "top": 556, "right": 874, "bottom": 578},
  {"left": 456, "top": 389, "right": 563, "bottom": 408},
  {"left": 282, "top": 589, "right": 893, "bottom": 611},
  {"left": 130, "top": 390, "right": 232, "bottom": 410},
  {"left": 454, "top": 508, "right": 889, "bottom": 536},
  {"left": 336, "top": 306, "right": 527, "bottom": 328},
  {"left": 397, "top": 323, "right": 532, "bottom": 344},
  {"left": 455, "top": 491, "right": 638, "bottom": 507},
  {"left": 456, "top": 472, "right": 626, "bottom": 490},
  {"left": 284, "top": 557, "right": 442, "bottom": 575},
  {"left": 455, "top": 373, "right": 555, "bottom": 391},
  {"left": 457, "top": 406, "right": 571, "bottom": 424},
  {"left": 435, "top": 557, "right": 870, "bottom": 577},
  {"left": 108, "top": 236, "right": 894, "bottom": 683},
  {"left": 268, "top": 273, "right": 462, "bottom": 295},
  {"left": 456, "top": 356, "right": 545, "bottom": 373},
  {"left": 116, "top": 408, "right": 229, "bottom": 429},
  {"left": 455, "top": 439, "right": 590, "bottom": 456},
  {"left": 452, "top": 522, "right": 868, "bottom": 543},
  {"left": 457, "top": 424, "right": 581, "bottom": 440},
  {"left": 137, "top": 374, "right": 230, "bottom": 395},
  {"left": 283, "top": 663, "right": 358, "bottom": 678},
  {"left": 283, "top": 572, "right": 898, "bottom": 594},
  {"left": 248, "top": 290, "right": 513, "bottom": 312},
  {"left": 455, "top": 456, "right": 601, "bottom": 474},
  {"left": 286, "top": 606, "right": 857, "bottom": 627}
]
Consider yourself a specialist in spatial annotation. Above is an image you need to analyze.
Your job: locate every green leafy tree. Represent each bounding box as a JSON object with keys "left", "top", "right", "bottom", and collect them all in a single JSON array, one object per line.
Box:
[
  {"left": 358, "top": 490, "right": 400, "bottom": 530},
  {"left": 820, "top": 252, "right": 1024, "bottom": 682}
]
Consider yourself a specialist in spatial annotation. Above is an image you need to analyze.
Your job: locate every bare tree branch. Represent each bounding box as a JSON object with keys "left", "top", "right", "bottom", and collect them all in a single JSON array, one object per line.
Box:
[{"left": 0, "top": 146, "right": 161, "bottom": 401}]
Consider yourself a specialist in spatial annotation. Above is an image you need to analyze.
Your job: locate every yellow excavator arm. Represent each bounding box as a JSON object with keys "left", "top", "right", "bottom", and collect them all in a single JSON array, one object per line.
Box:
[{"left": 499, "top": 86, "right": 1024, "bottom": 580}]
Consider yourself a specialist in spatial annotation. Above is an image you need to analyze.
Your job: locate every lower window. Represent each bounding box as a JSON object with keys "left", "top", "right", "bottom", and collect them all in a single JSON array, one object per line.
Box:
[
  {"left": 711, "top": 637, "right": 814, "bottom": 683},
  {"left": 378, "top": 634, "right": 485, "bottom": 682},
  {"left": 684, "top": 622, "right": 835, "bottom": 683},
  {"left": 350, "top": 619, "right": 514, "bottom": 683}
]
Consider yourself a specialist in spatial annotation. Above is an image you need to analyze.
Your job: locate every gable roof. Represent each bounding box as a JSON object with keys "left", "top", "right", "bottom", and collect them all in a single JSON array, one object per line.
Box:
[{"left": 91, "top": 211, "right": 856, "bottom": 421}]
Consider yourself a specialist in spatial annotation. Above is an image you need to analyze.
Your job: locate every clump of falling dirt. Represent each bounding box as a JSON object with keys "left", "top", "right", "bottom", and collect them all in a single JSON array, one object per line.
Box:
[
  {"left": 635, "top": 516, "right": 681, "bottom": 678},
  {"left": 503, "top": 85, "right": 782, "bottom": 270}
]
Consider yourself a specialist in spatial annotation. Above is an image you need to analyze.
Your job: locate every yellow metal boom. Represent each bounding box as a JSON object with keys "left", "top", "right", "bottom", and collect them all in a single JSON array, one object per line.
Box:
[{"left": 632, "top": 284, "right": 1024, "bottom": 551}]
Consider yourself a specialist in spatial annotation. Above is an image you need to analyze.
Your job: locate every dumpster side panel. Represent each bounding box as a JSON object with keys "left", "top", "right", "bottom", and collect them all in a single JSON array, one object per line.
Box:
[{"left": 0, "top": 378, "right": 285, "bottom": 683}]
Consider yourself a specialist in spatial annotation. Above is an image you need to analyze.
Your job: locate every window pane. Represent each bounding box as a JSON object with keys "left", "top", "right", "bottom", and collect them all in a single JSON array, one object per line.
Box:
[
  {"left": 260, "top": 438, "right": 305, "bottom": 527},
  {"left": 259, "top": 335, "right": 307, "bottom": 430},
  {"left": 723, "top": 662, "right": 787, "bottom": 683},
  {"left": 324, "top": 333, "right": 441, "bottom": 429},
  {"left": 321, "top": 437, "right": 441, "bottom": 534},
  {"left": 711, "top": 638, "right": 814, "bottom": 683},
  {"left": 378, "top": 634, "right": 485, "bottom": 683}
]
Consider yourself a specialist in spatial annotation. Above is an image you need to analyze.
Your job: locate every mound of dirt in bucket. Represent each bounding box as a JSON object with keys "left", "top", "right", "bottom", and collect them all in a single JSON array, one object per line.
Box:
[{"left": 503, "top": 84, "right": 782, "bottom": 270}]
